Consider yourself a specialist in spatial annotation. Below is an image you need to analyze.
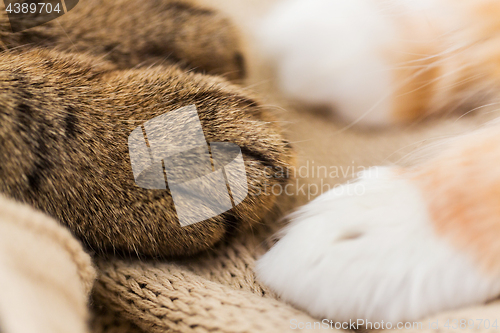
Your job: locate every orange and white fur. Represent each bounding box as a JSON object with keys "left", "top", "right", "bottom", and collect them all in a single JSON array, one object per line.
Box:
[{"left": 254, "top": 0, "right": 500, "bottom": 323}]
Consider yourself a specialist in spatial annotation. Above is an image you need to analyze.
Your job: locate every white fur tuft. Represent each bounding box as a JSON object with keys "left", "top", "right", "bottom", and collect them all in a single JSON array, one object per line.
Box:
[
  {"left": 256, "top": 167, "right": 500, "bottom": 322},
  {"left": 255, "top": 0, "right": 398, "bottom": 126}
]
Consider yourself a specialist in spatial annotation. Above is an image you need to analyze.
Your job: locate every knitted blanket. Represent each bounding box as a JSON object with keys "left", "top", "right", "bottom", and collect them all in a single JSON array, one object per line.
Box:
[{"left": 2, "top": 186, "right": 499, "bottom": 333}]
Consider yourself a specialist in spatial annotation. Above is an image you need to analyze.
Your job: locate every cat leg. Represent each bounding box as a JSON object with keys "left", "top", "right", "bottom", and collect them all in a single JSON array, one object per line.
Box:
[
  {"left": 256, "top": 121, "right": 500, "bottom": 322},
  {"left": 254, "top": 0, "right": 460, "bottom": 125},
  {"left": 0, "top": 49, "right": 293, "bottom": 257},
  {"left": 0, "top": 0, "right": 246, "bottom": 80}
]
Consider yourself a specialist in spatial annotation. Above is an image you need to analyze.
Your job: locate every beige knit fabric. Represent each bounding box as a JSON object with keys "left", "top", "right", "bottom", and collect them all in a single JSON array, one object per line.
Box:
[
  {"left": 91, "top": 198, "right": 334, "bottom": 333},
  {"left": 378, "top": 300, "right": 500, "bottom": 333},
  {"left": 0, "top": 195, "right": 95, "bottom": 333}
]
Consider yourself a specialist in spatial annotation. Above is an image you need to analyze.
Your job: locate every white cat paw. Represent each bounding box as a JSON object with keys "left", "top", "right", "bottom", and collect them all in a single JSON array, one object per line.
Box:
[
  {"left": 255, "top": 0, "right": 398, "bottom": 126},
  {"left": 256, "top": 167, "right": 500, "bottom": 323}
]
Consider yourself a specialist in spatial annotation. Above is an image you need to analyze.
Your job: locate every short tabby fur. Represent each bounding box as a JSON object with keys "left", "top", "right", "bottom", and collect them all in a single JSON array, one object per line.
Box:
[{"left": 0, "top": 0, "right": 293, "bottom": 257}]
